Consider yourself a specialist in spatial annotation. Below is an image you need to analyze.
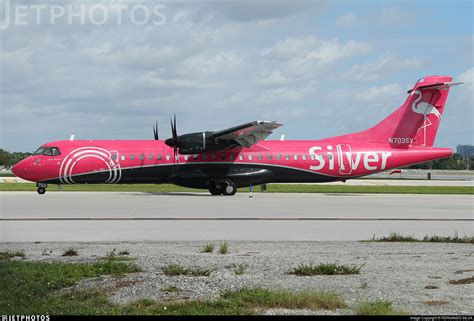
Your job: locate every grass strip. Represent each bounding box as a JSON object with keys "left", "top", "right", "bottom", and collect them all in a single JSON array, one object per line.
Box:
[
  {"left": 366, "top": 232, "right": 474, "bottom": 244},
  {"left": 0, "top": 260, "right": 142, "bottom": 315},
  {"left": 354, "top": 299, "right": 408, "bottom": 315},
  {"left": 1, "top": 259, "right": 348, "bottom": 315},
  {"left": 1, "top": 183, "right": 472, "bottom": 194},
  {"left": 287, "top": 263, "right": 362, "bottom": 276}
]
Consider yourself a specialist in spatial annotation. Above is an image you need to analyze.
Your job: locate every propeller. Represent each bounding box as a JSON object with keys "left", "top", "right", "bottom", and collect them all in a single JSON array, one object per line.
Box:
[
  {"left": 168, "top": 114, "right": 179, "bottom": 173},
  {"left": 153, "top": 122, "right": 159, "bottom": 140}
]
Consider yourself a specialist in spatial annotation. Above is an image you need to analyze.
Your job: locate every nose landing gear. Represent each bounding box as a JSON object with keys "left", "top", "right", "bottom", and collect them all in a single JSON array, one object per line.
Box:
[
  {"left": 208, "top": 179, "right": 237, "bottom": 196},
  {"left": 36, "top": 183, "right": 48, "bottom": 195}
]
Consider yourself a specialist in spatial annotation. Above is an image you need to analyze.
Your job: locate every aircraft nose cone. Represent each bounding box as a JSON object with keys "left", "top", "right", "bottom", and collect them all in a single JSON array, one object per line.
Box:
[
  {"left": 11, "top": 163, "right": 19, "bottom": 176},
  {"left": 11, "top": 159, "right": 27, "bottom": 179}
]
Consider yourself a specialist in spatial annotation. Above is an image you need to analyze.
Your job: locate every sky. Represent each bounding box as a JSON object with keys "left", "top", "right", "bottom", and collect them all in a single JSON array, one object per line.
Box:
[{"left": 0, "top": 0, "right": 472, "bottom": 152}]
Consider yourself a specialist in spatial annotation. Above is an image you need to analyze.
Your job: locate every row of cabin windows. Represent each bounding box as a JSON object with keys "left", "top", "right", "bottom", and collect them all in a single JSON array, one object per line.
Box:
[{"left": 118, "top": 153, "right": 327, "bottom": 162}]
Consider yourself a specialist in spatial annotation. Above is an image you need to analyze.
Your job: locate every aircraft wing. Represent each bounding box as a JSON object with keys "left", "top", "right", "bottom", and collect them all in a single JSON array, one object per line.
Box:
[{"left": 211, "top": 121, "right": 283, "bottom": 148}]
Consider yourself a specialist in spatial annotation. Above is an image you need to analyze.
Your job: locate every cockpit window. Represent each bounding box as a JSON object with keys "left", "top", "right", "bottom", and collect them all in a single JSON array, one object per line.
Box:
[
  {"left": 33, "top": 147, "right": 47, "bottom": 155},
  {"left": 34, "top": 147, "right": 61, "bottom": 156}
]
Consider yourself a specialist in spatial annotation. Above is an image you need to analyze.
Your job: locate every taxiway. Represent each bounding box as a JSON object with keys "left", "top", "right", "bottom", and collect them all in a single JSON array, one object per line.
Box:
[{"left": 1, "top": 192, "right": 472, "bottom": 242}]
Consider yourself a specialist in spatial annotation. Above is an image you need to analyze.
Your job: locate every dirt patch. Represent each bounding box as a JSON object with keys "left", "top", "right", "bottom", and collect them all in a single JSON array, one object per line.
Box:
[{"left": 448, "top": 277, "right": 474, "bottom": 285}]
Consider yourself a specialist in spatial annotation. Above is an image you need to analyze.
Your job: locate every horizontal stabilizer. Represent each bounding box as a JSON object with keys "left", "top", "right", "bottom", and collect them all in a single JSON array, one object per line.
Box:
[{"left": 407, "top": 81, "right": 463, "bottom": 94}]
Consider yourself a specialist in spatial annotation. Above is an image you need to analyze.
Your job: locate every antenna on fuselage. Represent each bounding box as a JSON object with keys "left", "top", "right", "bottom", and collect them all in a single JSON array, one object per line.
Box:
[
  {"left": 69, "top": 134, "right": 75, "bottom": 141},
  {"left": 280, "top": 134, "right": 285, "bottom": 141}
]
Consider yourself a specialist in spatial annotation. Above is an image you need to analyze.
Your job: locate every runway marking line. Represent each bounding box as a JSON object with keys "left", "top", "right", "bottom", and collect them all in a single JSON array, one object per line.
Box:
[{"left": 1, "top": 217, "right": 472, "bottom": 221}]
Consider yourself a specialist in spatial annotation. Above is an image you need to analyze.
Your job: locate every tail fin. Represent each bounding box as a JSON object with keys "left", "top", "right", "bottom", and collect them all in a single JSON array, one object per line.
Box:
[{"left": 337, "top": 76, "right": 461, "bottom": 147}]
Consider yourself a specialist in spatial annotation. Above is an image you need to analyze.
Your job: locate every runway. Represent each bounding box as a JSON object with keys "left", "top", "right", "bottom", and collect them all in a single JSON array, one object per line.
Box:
[{"left": 1, "top": 192, "right": 472, "bottom": 242}]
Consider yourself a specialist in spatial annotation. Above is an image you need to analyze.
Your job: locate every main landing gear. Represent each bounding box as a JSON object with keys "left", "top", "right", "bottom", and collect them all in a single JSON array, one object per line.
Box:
[
  {"left": 36, "top": 183, "right": 47, "bottom": 194},
  {"left": 208, "top": 179, "right": 237, "bottom": 196}
]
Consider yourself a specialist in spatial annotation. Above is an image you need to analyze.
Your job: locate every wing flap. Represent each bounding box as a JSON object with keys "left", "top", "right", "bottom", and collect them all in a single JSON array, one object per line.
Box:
[{"left": 211, "top": 121, "right": 282, "bottom": 148}]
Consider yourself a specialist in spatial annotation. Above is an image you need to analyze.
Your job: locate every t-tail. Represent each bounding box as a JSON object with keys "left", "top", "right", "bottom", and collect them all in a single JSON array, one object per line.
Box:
[{"left": 334, "top": 76, "right": 462, "bottom": 148}]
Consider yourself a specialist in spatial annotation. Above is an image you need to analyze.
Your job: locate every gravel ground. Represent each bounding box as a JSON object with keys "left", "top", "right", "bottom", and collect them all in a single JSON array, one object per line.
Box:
[{"left": 2, "top": 241, "right": 473, "bottom": 315}]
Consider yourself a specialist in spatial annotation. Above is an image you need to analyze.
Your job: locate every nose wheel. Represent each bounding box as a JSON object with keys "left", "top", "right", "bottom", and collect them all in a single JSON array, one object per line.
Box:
[{"left": 36, "top": 183, "right": 47, "bottom": 195}]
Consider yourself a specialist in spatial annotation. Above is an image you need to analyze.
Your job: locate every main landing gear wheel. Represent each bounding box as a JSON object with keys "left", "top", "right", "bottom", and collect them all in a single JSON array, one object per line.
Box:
[
  {"left": 209, "top": 184, "right": 223, "bottom": 195},
  {"left": 222, "top": 179, "right": 237, "bottom": 196}
]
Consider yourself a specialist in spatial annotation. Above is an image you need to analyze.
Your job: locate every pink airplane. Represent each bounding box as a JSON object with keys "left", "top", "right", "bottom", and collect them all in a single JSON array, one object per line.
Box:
[{"left": 12, "top": 76, "right": 461, "bottom": 196}]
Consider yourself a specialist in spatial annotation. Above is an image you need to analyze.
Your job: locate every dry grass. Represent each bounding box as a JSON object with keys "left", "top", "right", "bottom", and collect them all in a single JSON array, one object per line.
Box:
[{"left": 287, "top": 263, "right": 362, "bottom": 276}]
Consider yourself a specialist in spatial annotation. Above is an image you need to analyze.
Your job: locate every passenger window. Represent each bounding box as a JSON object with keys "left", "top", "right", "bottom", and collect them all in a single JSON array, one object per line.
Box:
[
  {"left": 111, "top": 154, "right": 117, "bottom": 161},
  {"left": 239, "top": 155, "right": 243, "bottom": 160},
  {"left": 184, "top": 155, "right": 189, "bottom": 160},
  {"left": 285, "top": 154, "right": 290, "bottom": 160},
  {"left": 139, "top": 154, "right": 145, "bottom": 160},
  {"left": 294, "top": 155, "right": 298, "bottom": 160},
  {"left": 211, "top": 154, "right": 216, "bottom": 160},
  {"left": 248, "top": 155, "right": 253, "bottom": 160},
  {"left": 130, "top": 154, "right": 135, "bottom": 160},
  {"left": 230, "top": 154, "right": 234, "bottom": 161},
  {"left": 120, "top": 155, "right": 126, "bottom": 161},
  {"left": 148, "top": 154, "right": 153, "bottom": 160},
  {"left": 258, "top": 154, "right": 263, "bottom": 160},
  {"left": 166, "top": 154, "right": 171, "bottom": 161},
  {"left": 267, "top": 155, "right": 272, "bottom": 160},
  {"left": 302, "top": 154, "right": 307, "bottom": 160},
  {"left": 276, "top": 154, "right": 281, "bottom": 160},
  {"left": 157, "top": 154, "right": 162, "bottom": 160},
  {"left": 202, "top": 154, "right": 208, "bottom": 160},
  {"left": 193, "top": 154, "right": 198, "bottom": 160},
  {"left": 221, "top": 154, "right": 226, "bottom": 160}
]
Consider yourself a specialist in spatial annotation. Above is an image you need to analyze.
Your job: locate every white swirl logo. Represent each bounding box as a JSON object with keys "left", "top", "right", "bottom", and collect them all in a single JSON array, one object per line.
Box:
[{"left": 59, "top": 147, "right": 121, "bottom": 184}]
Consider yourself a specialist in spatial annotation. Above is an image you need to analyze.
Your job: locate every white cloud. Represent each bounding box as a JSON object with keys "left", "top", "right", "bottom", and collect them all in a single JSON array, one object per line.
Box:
[
  {"left": 355, "top": 83, "right": 404, "bottom": 104},
  {"left": 336, "top": 13, "right": 357, "bottom": 27},
  {"left": 261, "top": 36, "right": 317, "bottom": 60},
  {"left": 305, "top": 39, "right": 371, "bottom": 64},
  {"left": 263, "top": 36, "right": 370, "bottom": 64},
  {"left": 344, "top": 55, "right": 424, "bottom": 82},
  {"left": 178, "top": 51, "right": 246, "bottom": 76}
]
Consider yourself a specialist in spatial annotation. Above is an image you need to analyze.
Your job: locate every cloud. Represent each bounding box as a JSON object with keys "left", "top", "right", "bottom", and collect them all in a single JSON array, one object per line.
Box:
[
  {"left": 336, "top": 13, "right": 357, "bottom": 27},
  {"left": 259, "top": 36, "right": 371, "bottom": 84},
  {"left": 262, "top": 36, "right": 370, "bottom": 64},
  {"left": 354, "top": 83, "right": 404, "bottom": 104},
  {"left": 344, "top": 55, "right": 424, "bottom": 82},
  {"left": 0, "top": 1, "right": 471, "bottom": 151},
  {"left": 194, "top": 0, "right": 324, "bottom": 22}
]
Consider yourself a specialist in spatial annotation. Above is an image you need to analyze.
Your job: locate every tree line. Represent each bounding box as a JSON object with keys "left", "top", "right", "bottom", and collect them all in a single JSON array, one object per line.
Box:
[
  {"left": 0, "top": 149, "right": 32, "bottom": 167},
  {"left": 406, "top": 153, "right": 474, "bottom": 170}
]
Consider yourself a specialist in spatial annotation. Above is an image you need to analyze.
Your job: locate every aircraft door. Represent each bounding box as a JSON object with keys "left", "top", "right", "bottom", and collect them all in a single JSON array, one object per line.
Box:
[
  {"left": 336, "top": 144, "right": 352, "bottom": 175},
  {"left": 109, "top": 150, "right": 119, "bottom": 166}
]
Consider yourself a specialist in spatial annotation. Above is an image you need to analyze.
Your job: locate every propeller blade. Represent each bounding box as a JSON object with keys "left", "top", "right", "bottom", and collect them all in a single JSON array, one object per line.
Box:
[{"left": 153, "top": 122, "right": 159, "bottom": 140}]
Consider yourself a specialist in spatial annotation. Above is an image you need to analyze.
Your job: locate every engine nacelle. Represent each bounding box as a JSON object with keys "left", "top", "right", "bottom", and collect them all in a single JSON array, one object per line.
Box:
[{"left": 165, "top": 131, "right": 236, "bottom": 154}]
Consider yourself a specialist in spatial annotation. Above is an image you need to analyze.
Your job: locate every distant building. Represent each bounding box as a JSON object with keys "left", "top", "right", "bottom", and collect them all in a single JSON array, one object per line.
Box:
[{"left": 456, "top": 145, "right": 474, "bottom": 158}]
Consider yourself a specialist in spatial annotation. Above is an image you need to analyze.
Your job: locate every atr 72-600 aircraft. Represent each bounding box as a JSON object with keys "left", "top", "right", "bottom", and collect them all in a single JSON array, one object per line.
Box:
[{"left": 12, "top": 76, "right": 461, "bottom": 195}]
